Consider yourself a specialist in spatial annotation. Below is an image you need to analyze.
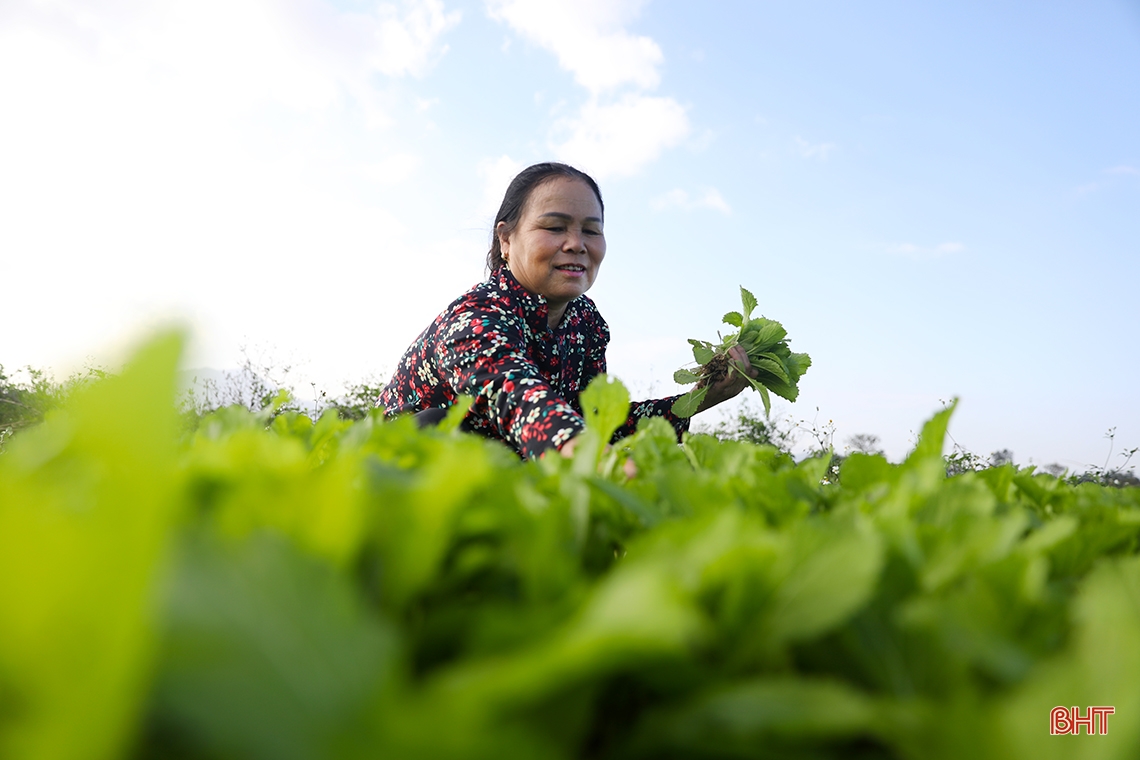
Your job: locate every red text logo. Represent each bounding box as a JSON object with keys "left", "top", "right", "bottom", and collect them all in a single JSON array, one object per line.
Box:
[{"left": 1051, "top": 706, "right": 1114, "bottom": 735}]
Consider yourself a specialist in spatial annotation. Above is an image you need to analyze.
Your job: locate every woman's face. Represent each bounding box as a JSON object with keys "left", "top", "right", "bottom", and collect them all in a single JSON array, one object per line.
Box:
[{"left": 500, "top": 176, "right": 605, "bottom": 323}]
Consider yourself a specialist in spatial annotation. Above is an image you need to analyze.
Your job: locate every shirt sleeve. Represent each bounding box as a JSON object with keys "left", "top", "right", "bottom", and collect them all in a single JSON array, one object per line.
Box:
[
  {"left": 581, "top": 318, "right": 690, "bottom": 443},
  {"left": 614, "top": 397, "right": 691, "bottom": 442},
  {"left": 435, "top": 301, "right": 586, "bottom": 459}
]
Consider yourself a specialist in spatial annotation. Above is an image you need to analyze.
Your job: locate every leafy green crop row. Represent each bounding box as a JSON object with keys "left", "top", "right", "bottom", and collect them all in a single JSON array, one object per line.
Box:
[{"left": 2, "top": 334, "right": 1138, "bottom": 760}]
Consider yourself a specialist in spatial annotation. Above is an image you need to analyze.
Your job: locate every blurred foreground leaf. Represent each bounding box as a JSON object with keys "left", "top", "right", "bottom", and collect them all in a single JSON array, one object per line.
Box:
[{"left": 0, "top": 333, "right": 182, "bottom": 760}]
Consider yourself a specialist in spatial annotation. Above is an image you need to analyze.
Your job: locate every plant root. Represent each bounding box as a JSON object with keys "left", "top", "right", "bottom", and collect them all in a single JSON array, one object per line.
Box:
[{"left": 697, "top": 351, "right": 730, "bottom": 388}]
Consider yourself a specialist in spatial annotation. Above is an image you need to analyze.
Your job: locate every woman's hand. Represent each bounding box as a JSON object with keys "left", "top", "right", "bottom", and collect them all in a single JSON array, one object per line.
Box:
[
  {"left": 696, "top": 344, "right": 758, "bottom": 414},
  {"left": 558, "top": 435, "right": 637, "bottom": 478},
  {"left": 559, "top": 435, "right": 581, "bottom": 458}
]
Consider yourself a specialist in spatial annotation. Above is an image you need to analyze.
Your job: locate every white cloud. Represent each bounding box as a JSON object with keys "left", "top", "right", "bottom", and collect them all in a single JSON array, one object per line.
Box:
[
  {"left": 795, "top": 136, "right": 837, "bottom": 160},
  {"left": 1105, "top": 165, "right": 1140, "bottom": 175},
  {"left": 688, "top": 128, "right": 717, "bottom": 152},
  {"left": 651, "top": 189, "right": 689, "bottom": 210},
  {"left": 551, "top": 94, "right": 689, "bottom": 179},
  {"left": 887, "top": 242, "right": 965, "bottom": 259},
  {"left": 651, "top": 187, "right": 731, "bottom": 214},
  {"left": 0, "top": 0, "right": 463, "bottom": 376},
  {"left": 365, "top": 0, "right": 462, "bottom": 78},
  {"left": 485, "top": 0, "right": 661, "bottom": 93},
  {"left": 0, "top": 0, "right": 461, "bottom": 126},
  {"left": 478, "top": 154, "right": 524, "bottom": 218},
  {"left": 487, "top": 0, "right": 688, "bottom": 178}
]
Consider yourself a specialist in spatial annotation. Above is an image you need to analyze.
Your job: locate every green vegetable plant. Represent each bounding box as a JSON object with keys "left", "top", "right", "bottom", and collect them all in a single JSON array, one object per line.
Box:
[
  {"left": 672, "top": 286, "right": 812, "bottom": 418},
  {"left": 4, "top": 334, "right": 1140, "bottom": 760}
]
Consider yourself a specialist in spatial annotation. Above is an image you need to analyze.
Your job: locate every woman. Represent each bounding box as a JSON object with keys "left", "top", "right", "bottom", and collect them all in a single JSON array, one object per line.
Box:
[{"left": 378, "top": 162, "right": 754, "bottom": 459}]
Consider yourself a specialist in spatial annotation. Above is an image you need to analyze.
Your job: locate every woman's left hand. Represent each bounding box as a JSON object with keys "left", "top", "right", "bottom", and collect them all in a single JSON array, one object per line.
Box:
[{"left": 696, "top": 344, "right": 758, "bottom": 414}]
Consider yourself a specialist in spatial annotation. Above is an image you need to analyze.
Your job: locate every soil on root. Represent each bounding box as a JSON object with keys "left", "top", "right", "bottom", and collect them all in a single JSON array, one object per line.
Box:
[{"left": 697, "top": 351, "right": 730, "bottom": 388}]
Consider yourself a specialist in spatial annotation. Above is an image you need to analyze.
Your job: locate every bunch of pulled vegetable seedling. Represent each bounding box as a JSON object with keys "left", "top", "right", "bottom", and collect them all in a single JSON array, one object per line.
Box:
[{"left": 672, "top": 286, "right": 811, "bottom": 417}]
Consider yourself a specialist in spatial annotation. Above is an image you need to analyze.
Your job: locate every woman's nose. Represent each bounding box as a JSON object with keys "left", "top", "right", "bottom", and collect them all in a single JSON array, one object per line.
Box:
[{"left": 564, "top": 229, "right": 586, "bottom": 252}]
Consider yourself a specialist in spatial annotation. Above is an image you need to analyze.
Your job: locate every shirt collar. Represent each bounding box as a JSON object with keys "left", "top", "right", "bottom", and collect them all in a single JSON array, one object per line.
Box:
[{"left": 494, "top": 267, "right": 583, "bottom": 334}]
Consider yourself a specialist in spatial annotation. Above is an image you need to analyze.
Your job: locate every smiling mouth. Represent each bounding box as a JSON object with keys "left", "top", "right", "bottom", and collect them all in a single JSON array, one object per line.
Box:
[{"left": 556, "top": 265, "right": 586, "bottom": 272}]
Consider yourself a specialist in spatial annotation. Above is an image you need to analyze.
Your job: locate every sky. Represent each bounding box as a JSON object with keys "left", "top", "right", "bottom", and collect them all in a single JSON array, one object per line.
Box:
[{"left": 2, "top": 0, "right": 1138, "bottom": 469}]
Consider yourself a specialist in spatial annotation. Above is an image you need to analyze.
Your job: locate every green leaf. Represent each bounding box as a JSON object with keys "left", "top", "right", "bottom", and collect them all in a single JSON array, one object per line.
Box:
[
  {"left": 722, "top": 311, "right": 744, "bottom": 328},
  {"left": 739, "top": 328, "right": 762, "bottom": 348},
  {"left": 569, "top": 374, "right": 633, "bottom": 475},
  {"left": 632, "top": 678, "right": 879, "bottom": 751},
  {"left": 839, "top": 453, "right": 895, "bottom": 493},
  {"left": 671, "top": 387, "right": 708, "bottom": 418},
  {"left": 673, "top": 368, "right": 700, "bottom": 385},
  {"left": 438, "top": 395, "right": 475, "bottom": 433},
  {"left": 1019, "top": 515, "right": 1078, "bottom": 555},
  {"left": 740, "top": 286, "right": 758, "bottom": 319},
  {"left": 0, "top": 332, "right": 183, "bottom": 760},
  {"left": 757, "top": 384, "right": 772, "bottom": 417},
  {"left": 765, "top": 523, "right": 884, "bottom": 645},
  {"left": 587, "top": 477, "right": 661, "bottom": 527},
  {"left": 376, "top": 439, "right": 493, "bottom": 607},
  {"left": 750, "top": 357, "right": 790, "bottom": 384},
  {"left": 688, "top": 339, "right": 716, "bottom": 365},
  {"left": 743, "top": 375, "right": 772, "bottom": 417},
  {"left": 748, "top": 319, "right": 787, "bottom": 350},
  {"left": 154, "top": 536, "right": 399, "bottom": 760},
  {"left": 758, "top": 371, "right": 800, "bottom": 402},
  {"left": 784, "top": 352, "right": 812, "bottom": 381},
  {"left": 752, "top": 351, "right": 783, "bottom": 367},
  {"left": 580, "top": 374, "right": 631, "bottom": 444},
  {"left": 906, "top": 399, "right": 957, "bottom": 467},
  {"left": 997, "top": 555, "right": 1140, "bottom": 754}
]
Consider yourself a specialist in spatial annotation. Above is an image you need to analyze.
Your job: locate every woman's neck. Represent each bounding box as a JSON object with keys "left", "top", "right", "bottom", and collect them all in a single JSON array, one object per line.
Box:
[{"left": 547, "top": 303, "right": 567, "bottom": 329}]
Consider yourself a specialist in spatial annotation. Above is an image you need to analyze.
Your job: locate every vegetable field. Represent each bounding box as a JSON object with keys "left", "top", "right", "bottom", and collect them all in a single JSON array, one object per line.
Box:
[{"left": 2, "top": 334, "right": 1139, "bottom": 760}]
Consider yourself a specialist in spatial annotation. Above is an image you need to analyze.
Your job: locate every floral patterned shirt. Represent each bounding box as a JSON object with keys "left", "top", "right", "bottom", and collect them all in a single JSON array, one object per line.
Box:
[{"left": 378, "top": 268, "right": 689, "bottom": 458}]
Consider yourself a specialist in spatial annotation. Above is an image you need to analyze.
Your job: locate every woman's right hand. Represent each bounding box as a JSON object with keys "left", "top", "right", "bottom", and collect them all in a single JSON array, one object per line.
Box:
[
  {"left": 559, "top": 435, "right": 581, "bottom": 459},
  {"left": 696, "top": 344, "right": 759, "bottom": 413},
  {"left": 558, "top": 434, "right": 637, "bottom": 478}
]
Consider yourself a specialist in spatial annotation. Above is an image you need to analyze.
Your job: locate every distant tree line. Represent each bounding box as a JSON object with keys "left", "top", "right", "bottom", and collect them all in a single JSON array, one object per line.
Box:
[
  {"left": 694, "top": 399, "right": 1138, "bottom": 488},
  {"left": 0, "top": 355, "right": 385, "bottom": 452}
]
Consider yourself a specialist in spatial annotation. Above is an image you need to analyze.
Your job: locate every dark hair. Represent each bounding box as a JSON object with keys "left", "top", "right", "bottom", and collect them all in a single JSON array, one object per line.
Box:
[{"left": 486, "top": 162, "right": 604, "bottom": 274}]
